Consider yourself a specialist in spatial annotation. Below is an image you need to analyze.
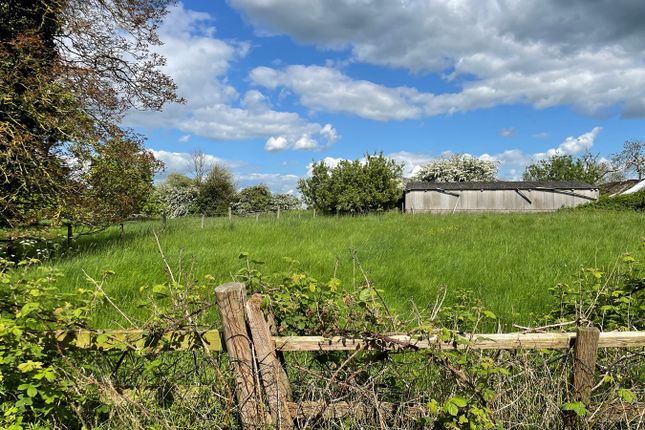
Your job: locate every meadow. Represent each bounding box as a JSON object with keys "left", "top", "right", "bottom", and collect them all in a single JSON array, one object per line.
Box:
[{"left": 43, "top": 210, "right": 644, "bottom": 328}]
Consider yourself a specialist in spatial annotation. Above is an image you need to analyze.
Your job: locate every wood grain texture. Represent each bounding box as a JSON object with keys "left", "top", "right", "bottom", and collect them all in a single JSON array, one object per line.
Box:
[
  {"left": 246, "top": 294, "right": 294, "bottom": 429},
  {"left": 216, "top": 283, "right": 267, "bottom": 428}
]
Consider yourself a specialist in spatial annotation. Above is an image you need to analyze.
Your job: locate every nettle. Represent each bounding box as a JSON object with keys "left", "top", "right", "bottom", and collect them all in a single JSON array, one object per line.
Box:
[{"left": 0, "top": 258, "right": 103, "bottom": 429}]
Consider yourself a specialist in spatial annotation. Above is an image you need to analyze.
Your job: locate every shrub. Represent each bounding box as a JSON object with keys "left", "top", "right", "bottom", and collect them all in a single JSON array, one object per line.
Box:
[
  {"left": 577, "top": 189, "right": 645, "bottom": 212},
  {"left": 298, "top": 152, "right": 403, "bottom": 214}
]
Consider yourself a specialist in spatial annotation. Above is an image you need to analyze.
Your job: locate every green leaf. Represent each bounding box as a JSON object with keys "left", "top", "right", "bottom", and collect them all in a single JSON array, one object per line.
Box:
[
  {"left": 562, "top": 401, "right": 588, "bottom": 417},
  {"left": 482, "top": 310, "right": 496, "bottom": 320},
  {"left": 618, "top": 388, "right": 636, "bottom": 403}
]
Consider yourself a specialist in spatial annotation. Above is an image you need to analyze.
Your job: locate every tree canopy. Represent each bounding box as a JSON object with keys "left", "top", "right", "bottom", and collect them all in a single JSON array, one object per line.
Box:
[
  {"left": 522, "top": 154, "right": 611, "bottom": 185},
  {"left": 298, "top": 153, "right": 403, "bottom": 214},
  {"left": 414, "top": 154, "right": 498, "bottom": 182},
  {"left": 197, "top": 165, "right": 237, "bottom": 216},
  {"left": 0, "top": 0, "right": 179, "bottom": 228},
  {"left": 613, "top": 140, "right": 644, "bottom": 180}
]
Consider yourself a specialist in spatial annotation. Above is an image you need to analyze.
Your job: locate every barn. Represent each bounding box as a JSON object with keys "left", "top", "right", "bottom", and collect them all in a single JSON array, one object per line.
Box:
[{"left": 404, "top": 181, "right": 598, "bottom": 213}]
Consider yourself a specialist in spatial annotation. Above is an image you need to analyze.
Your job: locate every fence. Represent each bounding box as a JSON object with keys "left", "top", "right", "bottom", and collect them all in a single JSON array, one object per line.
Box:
[{"left": 52, "top": 282, "right": 645, "bottom": 429}]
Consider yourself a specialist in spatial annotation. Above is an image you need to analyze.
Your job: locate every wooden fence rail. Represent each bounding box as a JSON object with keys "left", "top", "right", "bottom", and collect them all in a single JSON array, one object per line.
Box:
[
  {"left": 47, "top": 282, "right": 644, "bottom": 429},
  {"left": 52, "top": 329, "right": 645, "bottom": 352}
]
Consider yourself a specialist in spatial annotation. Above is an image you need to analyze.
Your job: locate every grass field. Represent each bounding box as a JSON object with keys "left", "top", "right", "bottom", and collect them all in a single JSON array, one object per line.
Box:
[{"left": 41, "top": 210, "right": 644, "bottom": 328}]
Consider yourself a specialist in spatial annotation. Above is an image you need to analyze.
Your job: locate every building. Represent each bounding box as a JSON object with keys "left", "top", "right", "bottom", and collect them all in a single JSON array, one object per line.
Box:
[{"left": 405, "top": 181, "right": 598, "bottom": 213}]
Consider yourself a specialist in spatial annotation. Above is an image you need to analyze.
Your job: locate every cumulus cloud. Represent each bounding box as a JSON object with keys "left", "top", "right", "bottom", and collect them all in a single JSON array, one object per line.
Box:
[
  {"left": 233, "top": 0, "right": 645, "bottom": 117},
  {"left": 125, "top": 3, "right": 338, "bottom": 151},
  {"left": 265, "top": 136, "right": 289, "bottom": 152},
  {"left": 178, "top": 134, "right": 191, "bottom": 143},
  {"left": 264, "top": 124, "right": 338, "bottom": 151}
]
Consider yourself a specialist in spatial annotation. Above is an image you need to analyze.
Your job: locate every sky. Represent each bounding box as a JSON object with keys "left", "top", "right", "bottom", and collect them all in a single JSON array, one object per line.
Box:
[{"left": 124, "top": 0, "right": 645, "bottom": 193}]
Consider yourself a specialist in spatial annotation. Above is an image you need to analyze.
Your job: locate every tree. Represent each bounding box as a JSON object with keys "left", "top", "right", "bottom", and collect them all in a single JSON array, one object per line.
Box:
[
  {"left": 196, "top": 165, "right": 236, "bottom": 216},
  {"left": 76, "top": 133, "right": 163, "bottom": 227},
  {"left": 191, "top": 149, "right": 211, "bottom": 185},
  {"left": 154, "top": 174, "right": 199, "bottom": 219},
  {"left": 613, "top": 140, "right": 645, "bottom": 180},
  {"left": 272, "top": 193, "right": 301, "bottom": 211},
  {"left": 298, "top": 153, "right": 403, "bottom": 214},
  {"left": 231, "top": 185, "right": 273, "bottom": 215},
  {"left": 522, "top": 154, "right": 611, "bottom": 184},
  {"left": 0, "top": 0, "right": 180, "bottom": 228},
  {"left": 414, "top": 154, "right": 498, "bottom": 182}
]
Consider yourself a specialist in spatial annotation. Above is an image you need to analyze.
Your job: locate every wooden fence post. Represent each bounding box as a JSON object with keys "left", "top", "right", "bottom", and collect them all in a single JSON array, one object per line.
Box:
[
  {"left": 228, "top": 206, "right": 232, "bottom": 221},
  {"left": 246, "top": 294, "right": 294, "bottom": 429},
  {"left": 566, "top": 326, "right": 600, "bottom": 428},
  {"left": 215, "top": 283, "right": 267, "bottom": 429}
]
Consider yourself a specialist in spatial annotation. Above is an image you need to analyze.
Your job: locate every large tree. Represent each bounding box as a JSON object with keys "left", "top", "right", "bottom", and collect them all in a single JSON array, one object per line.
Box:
[
  {"left": 613, "top": 140, "right": 644, "bottom": 180},
  {"left": 522, "top": 154, "right": 612, "bottom": 185},
  {"left": 0, "top": 0, "right": 180, "bottom": 227},
  {"left": 299, "top": 153, "right": 403, "bottom": 214},
  {"left": 414, "top": 154, "right": 498, "bottom": 182}
]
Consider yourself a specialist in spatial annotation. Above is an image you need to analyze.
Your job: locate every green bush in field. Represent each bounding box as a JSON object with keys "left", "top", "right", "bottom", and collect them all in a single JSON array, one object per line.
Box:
[
  {"left": 298, "top": 152, "right": 403, "bottom": 214},
  {"left": 231, "top": 184, "right": 273, "bottom": 215},
  {"left": 586, "top": 189, "right": 645, "bottom": 211},
  {"left": 196, "top": 165, "right": 236, "bottom": 216}
]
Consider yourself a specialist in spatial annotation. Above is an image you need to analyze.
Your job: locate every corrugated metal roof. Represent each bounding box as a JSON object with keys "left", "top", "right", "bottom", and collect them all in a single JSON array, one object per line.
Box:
[{"left": 405, "top": 181, "right": 597, "bottom": 191}]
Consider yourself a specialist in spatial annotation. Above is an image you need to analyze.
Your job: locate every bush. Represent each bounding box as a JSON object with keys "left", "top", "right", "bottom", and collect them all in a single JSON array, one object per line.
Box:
[
  {"left": 196, "top": 165, "right": 236, "bottom": 216},
  {"left": 578, "top": 189, "right": 645, "bottom": 212},
  {"left": 231, "top": 185, "right": 273, "bottom": 215},
  {"left": 298, "top": 152, "right": 403, "bottom": 214}
]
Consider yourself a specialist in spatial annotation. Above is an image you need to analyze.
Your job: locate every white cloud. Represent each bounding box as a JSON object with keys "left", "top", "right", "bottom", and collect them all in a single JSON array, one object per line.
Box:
[
  {"left": 499, "top": 128, "right": 516, "bottom": 138},
  {"left": 265, "top": 136, "right": 289, "bottom": 151},
  {"left": 264, "top": 124, "right": 338, "bottom": 151},
  {"left": 386, "top": 127, "right": 603, "bottom": 180},
  {"left": 125, "top": 3, "right": 339, "bottom": 151},
  {"left": 535, "top": 127, "right": 602, "bottom": 159},
  {"left": 178, "top": 134, "right": 191, "bottom": 143},
  {"left": 233, "top": 0, "right": 645, "bottom": 118},
  {"left": 294, "top": 135, "right": 319, "bottom": 150},
  {"left": 236, "top": 173, "right": 300, "bottom": 194}
]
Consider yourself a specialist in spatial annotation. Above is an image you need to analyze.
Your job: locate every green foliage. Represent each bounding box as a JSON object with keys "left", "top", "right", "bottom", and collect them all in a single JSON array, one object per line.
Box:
[
  {"left": 414, "top": 153, "right": 498, "bottom": 183},
  {"left": 522, "top": 154, "right": 608, "bottom": 185},
  {"left": 231, "top": 184, "right": 273, "bottom": 215},
  {"left": 577, "top": 189, "right": 645, "bottom": 212},
  {"left": 196, "top": 164, "right": 236, "bottom": 216},
  {"left": 546, "top": 251, "right": 644, "bottom": 330},
  {"left": 0, "top": 258, "right": 102, "bottom": 428},
  {"left": 235, "top": 254, "right": 397, "bottom": 336},
  {"left": 298, "top": 152, "right": 403, "bottom": 214},
  {"left": 76, "top": 133, "right": 163, "bottom": 226}
]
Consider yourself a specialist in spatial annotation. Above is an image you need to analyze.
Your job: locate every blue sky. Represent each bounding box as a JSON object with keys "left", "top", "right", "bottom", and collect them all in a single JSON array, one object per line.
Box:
[{"left": 124, "top": 1, "right": 645, "bottom": 193}]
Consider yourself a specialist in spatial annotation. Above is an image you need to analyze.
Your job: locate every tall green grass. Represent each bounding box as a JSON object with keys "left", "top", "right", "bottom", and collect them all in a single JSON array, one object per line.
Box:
[{"left": 48, "top": 210, "right": 644, "bottom": 327}]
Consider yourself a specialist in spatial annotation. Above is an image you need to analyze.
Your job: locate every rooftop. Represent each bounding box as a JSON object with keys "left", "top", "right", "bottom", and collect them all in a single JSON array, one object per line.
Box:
[{"left": 405, "top": 181, "right": 597, "bottom": 191}]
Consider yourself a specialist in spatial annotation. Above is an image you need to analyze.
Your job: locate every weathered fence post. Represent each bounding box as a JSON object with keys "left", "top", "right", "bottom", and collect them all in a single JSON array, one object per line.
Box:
[
  {"left": 215, "top": 283, "right": 267, "bottom": 428},
  {"left": 566, "top": 326, "right": 600, "bottom": 428},
  {"left": 277, "top": 206, "right": 281, "bottom": 220},
  {"left": 246, "top": 294, "right": 294, "bottom": 429},
  {"left": 228, "top": 206, "right": 232, "bottom": 221}
]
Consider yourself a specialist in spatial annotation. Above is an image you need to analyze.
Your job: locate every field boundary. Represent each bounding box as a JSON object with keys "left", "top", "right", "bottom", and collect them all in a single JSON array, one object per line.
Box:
[{"left": 47, "top": 282, "right": 644, "bottom": 429}]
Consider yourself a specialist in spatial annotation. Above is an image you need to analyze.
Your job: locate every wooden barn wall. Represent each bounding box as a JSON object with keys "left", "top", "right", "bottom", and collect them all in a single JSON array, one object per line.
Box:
[{"left": 405, "top": 189, "right": 598, "bottom": 213}]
